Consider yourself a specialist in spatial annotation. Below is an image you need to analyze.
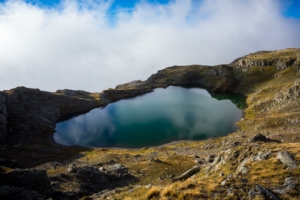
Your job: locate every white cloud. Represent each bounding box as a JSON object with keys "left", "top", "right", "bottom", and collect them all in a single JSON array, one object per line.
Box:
[{"left": 0, "top": 0, "right": 299, "bottom": 92}]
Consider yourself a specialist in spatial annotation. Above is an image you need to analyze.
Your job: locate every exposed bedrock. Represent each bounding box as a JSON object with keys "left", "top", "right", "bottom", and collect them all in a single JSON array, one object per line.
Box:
[
  {"left": 1, "top": 87, "right": 104, "bottom": 145},
  {"left": 0, "top": 86, "right": 154, "bottom": 145},
  {"left": 100, "top": 87, "right": 153, "bottom": 103},
  {"left": 116, "top": 65, "right": 240, "bottom": 93},
  {"left": 231, "top": 48, "right": 300, "bottom": 71},
  {"left": 0, "top": 92, "right": 7, "bottom": 142},
  {"left": 0, "top": 48, "right": 299, "bottom": 166}
]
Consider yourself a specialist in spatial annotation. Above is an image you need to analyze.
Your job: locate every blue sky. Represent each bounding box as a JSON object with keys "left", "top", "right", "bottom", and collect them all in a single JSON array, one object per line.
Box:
[
  {"left": 1, "top": 0, "right": 299, "bottom": 18},
  {"left": 0, "top": 0, "right": 300, "bottom": 92},
  {"left": 282, "top": 0, "right": 300, "bottom": 18}
]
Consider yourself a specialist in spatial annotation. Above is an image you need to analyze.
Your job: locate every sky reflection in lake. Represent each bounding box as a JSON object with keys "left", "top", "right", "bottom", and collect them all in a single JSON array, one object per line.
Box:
[{"left": 54, "top": 86, "right": 242, "bottom": 148}]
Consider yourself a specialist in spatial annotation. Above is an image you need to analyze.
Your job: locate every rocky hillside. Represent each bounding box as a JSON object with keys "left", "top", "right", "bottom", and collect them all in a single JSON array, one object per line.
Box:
[{"left": 0, "top": 48, "right": 299, "bottom": 199}]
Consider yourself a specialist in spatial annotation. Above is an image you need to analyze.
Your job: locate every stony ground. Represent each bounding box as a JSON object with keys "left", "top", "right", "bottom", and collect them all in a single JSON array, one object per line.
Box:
[{"left": 0, "top": 48, "right": 300, "bottom": 199}]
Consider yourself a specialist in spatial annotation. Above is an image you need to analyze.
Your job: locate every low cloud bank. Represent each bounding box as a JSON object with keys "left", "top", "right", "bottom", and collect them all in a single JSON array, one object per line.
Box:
[{"left": 1, "top": 0, "right": 299, "bottom": 92}]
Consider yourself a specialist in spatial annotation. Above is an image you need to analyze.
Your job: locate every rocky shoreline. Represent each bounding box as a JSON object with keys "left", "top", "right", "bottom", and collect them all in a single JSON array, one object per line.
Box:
[{"left": 0, "top": 48, "right": 300, "bottom": 199}]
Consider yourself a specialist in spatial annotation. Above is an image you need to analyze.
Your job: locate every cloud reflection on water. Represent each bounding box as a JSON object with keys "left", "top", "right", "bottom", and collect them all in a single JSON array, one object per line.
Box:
[{"left": 54, "top": 86, "right": 242, "bottom": 147}]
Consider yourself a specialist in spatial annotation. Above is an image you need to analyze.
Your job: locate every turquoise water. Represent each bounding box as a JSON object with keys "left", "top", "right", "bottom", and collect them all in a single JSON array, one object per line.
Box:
[{"left": 54, "top": 86, "right": 242, "bottom": 148}]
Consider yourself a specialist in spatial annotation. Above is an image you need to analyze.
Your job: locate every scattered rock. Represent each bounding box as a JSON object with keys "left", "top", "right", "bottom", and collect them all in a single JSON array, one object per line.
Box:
[
  {"left": 205, "top": 154, "right": 216, "bottom": 163},
  {"left": 73, "top": 164, "right": 135, "bottom": 196},
  {"left": 75, "top": 166, "right": 110, "bottom": 195},
  {"left": 221, "top": 179, "right": 227, "bottom": 186},
  {"left": 194, "top": 159, "right": 200, "bottom": 164},
  {"left": 220, "top": 174, "right": 233, "bottom": 187},
  {"left": 249, "top": 133, "right": 269, "bottom": 142},
  {"left": 283, "top": 177, "right": 298, "bottom": 191},
  {"left": 273, "top": 177, "right": 298, "bottom": 195},
  {"left": 149, "top": 158, "right": 164, "bottom": 164},
  {"left": 247, "top": 189, "right": 260, "bottom": 199},
  {"left": 236, "top": 158, "right": 249, "bottom": 175},
  {"left": 105, "top": 163, "right": 128, "bottom": 174},
  {"left": 255, "top": 184, "right": 282, "bottom": 200},
  {"left": 67, "top": 163, "right": 77, "bottom": 173},
  {"left": 230, "top": 141, "right": 241, "bottom": 147},
  {"left": 227, "top": 187, "right": 234, "bottom": 195},
  {"left": 76, "top": 166, "right": 109, "bottom": 184},
  {"left": 252, "top": 149, "right": 271, "bottom": 161},
  {"left": 277, "top": 151, "right": 297, "bottom": 170},
  {"left": 239, "top": 167, "right": 249, "bottom": 175},
  {"left": 172, "top": 165, "right": 200, "bottom": 181}
]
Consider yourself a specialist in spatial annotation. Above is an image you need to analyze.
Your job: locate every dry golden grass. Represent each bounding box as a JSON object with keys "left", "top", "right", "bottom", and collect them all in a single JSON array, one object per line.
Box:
[
  {"left": 124, "top": 197, "right": 136, "bottom": 200},
  {"left": 146, "top": 186, "right": 161, "bottom": 199},
  {"left": 160, "top": 185, "right": 175, "bottom": 198}
]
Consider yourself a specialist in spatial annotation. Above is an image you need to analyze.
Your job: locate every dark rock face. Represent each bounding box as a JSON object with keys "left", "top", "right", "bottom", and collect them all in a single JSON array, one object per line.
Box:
[
  {"left": 1, "top": 87, "right": 104, "bottom": 145},
  {"left": 100, "top": 88, "right": 153, "bottom": 103},
  {"left": 255, "top": 184, "right": 282, "bottom": 200},
  {"left": 249, "top": 133, "right": 269, "bottom": 142},
  {"left": 0, "top": 169, "right": 53, "bottom": 198},
  {"left": 0, "top": 185, "right": 47, "bottom": 200},
  {"left": 146, "top": 65, "right": 239, "bottom": 93},
  {"left": 0, "top": 92, "right": 7, "bottom": 142},
  {"left": 0, "top": 158, "right": 19, "bottom": 168},
  {"left": 72, "top": 164, "right": 135, "bottom": 196},
  {"left": 76, "top": 166, "right": 110, "bottom": 195}
]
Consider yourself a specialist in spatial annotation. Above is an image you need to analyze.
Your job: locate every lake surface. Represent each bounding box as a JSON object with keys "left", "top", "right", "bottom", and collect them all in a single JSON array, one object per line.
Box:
[{"left": 54, "top": 86, "right": 243, "bottom": 148}]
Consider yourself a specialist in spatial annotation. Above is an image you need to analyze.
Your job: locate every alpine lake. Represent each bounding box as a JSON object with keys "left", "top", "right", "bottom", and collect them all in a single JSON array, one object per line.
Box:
[{"left": 54, "top": 86, "right": 245, "bottom": 148}]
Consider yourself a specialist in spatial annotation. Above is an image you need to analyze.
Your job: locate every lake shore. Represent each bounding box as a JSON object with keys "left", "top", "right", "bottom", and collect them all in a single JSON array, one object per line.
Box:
[{"left": 1, "top": 48, "right": 300, "bottom": 199}]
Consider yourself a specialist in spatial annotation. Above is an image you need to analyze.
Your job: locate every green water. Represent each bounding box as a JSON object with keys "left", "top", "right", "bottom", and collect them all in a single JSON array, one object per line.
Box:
[{"left": 54, "top": 86, "right": 243, "bottom": 148}]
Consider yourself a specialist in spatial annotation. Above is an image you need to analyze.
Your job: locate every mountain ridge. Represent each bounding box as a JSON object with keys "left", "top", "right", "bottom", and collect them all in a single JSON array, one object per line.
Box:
[{"left": 0, "top": 48, "right": 299, "bottom": 199}]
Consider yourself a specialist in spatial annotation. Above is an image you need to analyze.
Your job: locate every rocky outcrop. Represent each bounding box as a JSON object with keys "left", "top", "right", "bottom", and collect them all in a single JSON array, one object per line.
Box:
[
  {"left": 0, "top": 48, "right": 300, "bottom": 199},
  {"left": 0, "top": 158, "right": 19, "bottom": 168},
  {"left": 56, "top": 89, "right": 91, "bottom": 97},
  {"left": 277, "top": 151, "right": 298, "bottom": 170},
  {"left": 115, "top": 80, "right": 146, "bottom": 89},
  {"left": 145, "top": 64, "right": 239, "bottom": 93},
  {"left": 172, "top": 165, "right": 200, "bottom": 181},
  {"left": 255, "top": 184, "right": 282, "bottom": 200},
  {"left": 61, "top": 163, "right": 135, "bottom": 197},
  {"left": 1, "top": 87, "right": 105, "bottom": 145},
  {"left": 273, "top": 78, "right": 300, "bottom": 105},
  {"left": 0, "top": 185, "right": 47, "bottom": 200},
  {"left": 0, "top": 169, "right": 53, "bottom": 199},
  {"left": 0, "top": 92, "right": 7, "bottom": 142},
  {"left": 231, "top": 48, "right": 300, "bottom": 71},
  {"left": 252, "top": 149, "right": 271, "bottom": 161},
  {"left": 100, "top": 88, "right": 153, "bottom": 103},
  {"left": 249, "top": 133, "right": 269, "bottom": 143}
]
